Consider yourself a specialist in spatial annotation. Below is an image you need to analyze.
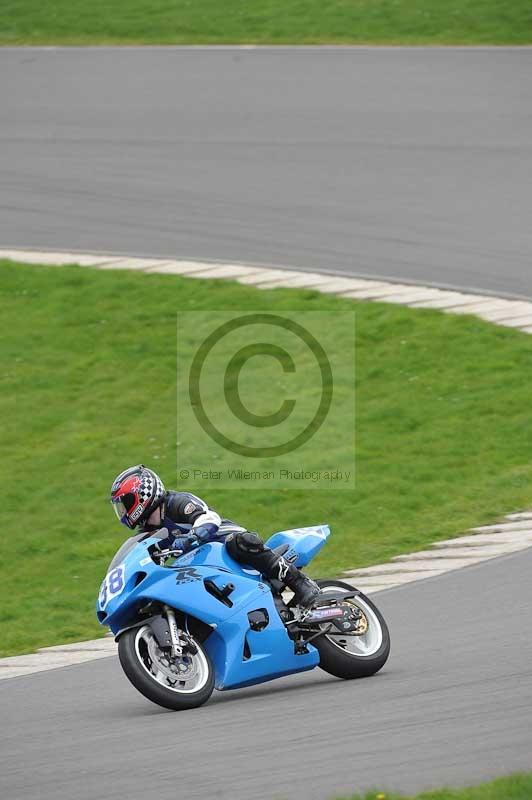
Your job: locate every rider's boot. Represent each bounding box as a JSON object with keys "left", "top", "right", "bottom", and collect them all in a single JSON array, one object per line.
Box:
[
  {"left": 224, "top": 531, "right": 321, "bottom": 608},
  {"left": 277, "top": 558, "right": 321, "bottom": 608}
]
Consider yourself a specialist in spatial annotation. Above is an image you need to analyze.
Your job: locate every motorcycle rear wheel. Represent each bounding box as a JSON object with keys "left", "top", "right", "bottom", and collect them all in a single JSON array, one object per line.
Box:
[
  {"left": 314, "top": 580, "right": 390, "bottom": 679},
  {"left": 118, "top": 624, "right": 215, "bottom": 710}
]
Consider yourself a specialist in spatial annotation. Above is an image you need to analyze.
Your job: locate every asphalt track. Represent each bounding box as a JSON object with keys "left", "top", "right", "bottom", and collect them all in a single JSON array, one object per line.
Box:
[
  {"left": 2, "top": 548, "right": 532, "bottom": 800},
  {"left": 1, "top": 47, "right": 532, "bottom": 297}
]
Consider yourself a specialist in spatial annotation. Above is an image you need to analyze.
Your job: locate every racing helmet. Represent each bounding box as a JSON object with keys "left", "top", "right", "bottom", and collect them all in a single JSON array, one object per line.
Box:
[{"left": 110, "top": 465, "right": 165, "bottom": 529}]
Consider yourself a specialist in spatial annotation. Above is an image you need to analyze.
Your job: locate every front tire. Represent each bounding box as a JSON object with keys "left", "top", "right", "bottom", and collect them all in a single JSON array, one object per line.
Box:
[
  {"left": 314, "top": 579, "right": 390, "bottom": 679},
  {"left": 118, "top": 624, "right": 215, "bottom": 711}
]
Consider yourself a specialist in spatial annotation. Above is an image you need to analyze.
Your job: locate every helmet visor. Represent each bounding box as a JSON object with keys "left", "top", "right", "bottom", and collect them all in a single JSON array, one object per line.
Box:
[{"left": 111, "top": 497, "right": 134, "bottom": 528}]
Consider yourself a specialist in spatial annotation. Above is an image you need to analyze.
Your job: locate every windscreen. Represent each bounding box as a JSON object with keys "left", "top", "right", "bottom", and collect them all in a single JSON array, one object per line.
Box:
[
  {"left": 106, "top": 532, "right": 164, "bottom": 571},
  {"left": 107, "top": 533, "right": 146, "bottom": 571}
]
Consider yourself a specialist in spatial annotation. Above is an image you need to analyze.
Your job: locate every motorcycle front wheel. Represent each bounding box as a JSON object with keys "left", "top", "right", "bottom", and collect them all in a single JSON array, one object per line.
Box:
[
  {"left": 118, "top": 624, "right": 215, "bottom": 710},
  {"left": 314, "top": 579, "right": 390, "bottom": 679}
]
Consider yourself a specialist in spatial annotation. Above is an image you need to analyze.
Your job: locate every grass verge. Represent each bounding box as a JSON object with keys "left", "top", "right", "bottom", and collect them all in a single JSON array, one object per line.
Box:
[
  {"left": 2, "top": 0, "right": 532, "bottom": 46},
  {"left": 2, "top": 260, "right": 532, "bottom": 656},
  {"left": 341, "top": 772, "right": 532, "bottom": 799}
]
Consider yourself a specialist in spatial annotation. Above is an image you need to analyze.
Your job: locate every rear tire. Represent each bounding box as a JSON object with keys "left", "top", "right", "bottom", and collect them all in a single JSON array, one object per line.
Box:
[
  {"left": 118, "top": 625, "right": 215, "bottom": 711},
  {"left": 314, "top": 579, "right": 390, "bottom": 679}
]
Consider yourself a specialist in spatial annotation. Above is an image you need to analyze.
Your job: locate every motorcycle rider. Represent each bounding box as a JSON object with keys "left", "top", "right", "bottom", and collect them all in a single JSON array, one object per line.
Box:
[{"left": 110, "top": 464, "right": 321, "bottom": 608}]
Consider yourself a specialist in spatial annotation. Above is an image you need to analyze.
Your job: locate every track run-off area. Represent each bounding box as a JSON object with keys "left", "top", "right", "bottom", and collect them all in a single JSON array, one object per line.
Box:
[{"left": 1, "top": 46, "right": 532, "bottom": 800}]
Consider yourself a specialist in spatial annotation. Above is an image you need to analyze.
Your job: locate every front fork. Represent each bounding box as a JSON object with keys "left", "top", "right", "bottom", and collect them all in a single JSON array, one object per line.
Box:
[{"left": 163, "top": 605, "right": 198, "bottom": 657}]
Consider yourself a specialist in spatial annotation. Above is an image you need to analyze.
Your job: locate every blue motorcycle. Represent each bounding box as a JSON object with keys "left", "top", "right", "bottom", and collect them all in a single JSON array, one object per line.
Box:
[{"left": 96, "top": 525, "right": 390, "bottom": 710}]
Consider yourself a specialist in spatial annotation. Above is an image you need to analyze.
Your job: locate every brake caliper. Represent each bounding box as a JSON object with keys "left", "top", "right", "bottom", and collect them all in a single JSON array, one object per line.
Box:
[{"left": 330, "top": 602, "right": 368, "bottom": 635}]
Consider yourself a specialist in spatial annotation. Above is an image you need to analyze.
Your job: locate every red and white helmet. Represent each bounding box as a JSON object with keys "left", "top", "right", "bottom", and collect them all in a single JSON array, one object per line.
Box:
[{"left": 110, "top": 465, "right": 165, "bottom": 529}]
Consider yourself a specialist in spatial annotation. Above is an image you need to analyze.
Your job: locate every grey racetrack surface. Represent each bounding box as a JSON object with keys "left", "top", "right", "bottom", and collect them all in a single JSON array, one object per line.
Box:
[
  {"left": 1, "top": 47, "right": 532, "bottom": 297},
  {"left": 2, "top": 548, "right": 532, "bottom": 800}
]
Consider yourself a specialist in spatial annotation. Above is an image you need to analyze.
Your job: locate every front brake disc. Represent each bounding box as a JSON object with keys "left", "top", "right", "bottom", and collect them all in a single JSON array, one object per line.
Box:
[{"left": 146, "top": 633, "right": 199, "bottom": 682}]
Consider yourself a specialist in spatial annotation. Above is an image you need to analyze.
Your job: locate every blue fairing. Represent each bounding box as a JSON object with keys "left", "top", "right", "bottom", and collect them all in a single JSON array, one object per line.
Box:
[
  {"left": 96, "top": 536, "right": 321, "bottom": 690},
  {"left": 265, "top": 525, "right": 330, "bottom": 567}
]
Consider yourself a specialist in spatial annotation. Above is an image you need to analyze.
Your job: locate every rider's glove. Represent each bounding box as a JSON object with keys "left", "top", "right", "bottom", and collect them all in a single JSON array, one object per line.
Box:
[{"left": 171, "top": 533, "right": 199, "bottom": 553}]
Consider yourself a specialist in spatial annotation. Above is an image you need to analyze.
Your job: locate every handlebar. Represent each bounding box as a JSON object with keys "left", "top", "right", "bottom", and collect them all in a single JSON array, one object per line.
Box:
[
  {"left": 156, "top": 547, "right": 184, "bottom": 557},
  {"left": 148, "top": 545, "right": 185, "bottom": 565}
]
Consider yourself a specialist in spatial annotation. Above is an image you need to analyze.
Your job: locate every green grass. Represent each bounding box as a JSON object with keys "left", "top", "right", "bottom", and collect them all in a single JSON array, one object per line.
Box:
[
  {"left": 2, "top": 259, "right": 532, "bottom": 656},
  {"left": 2, "top": 0, "right": 531, "bottom": 45},
  {"left": 341, "top": 772, "right": 532, "bottom": 799}
]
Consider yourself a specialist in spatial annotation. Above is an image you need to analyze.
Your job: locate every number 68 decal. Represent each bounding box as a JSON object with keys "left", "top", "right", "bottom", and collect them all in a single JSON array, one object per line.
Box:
[{"left": 99, "top": 564, "right": 125, "bottom": 609}]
